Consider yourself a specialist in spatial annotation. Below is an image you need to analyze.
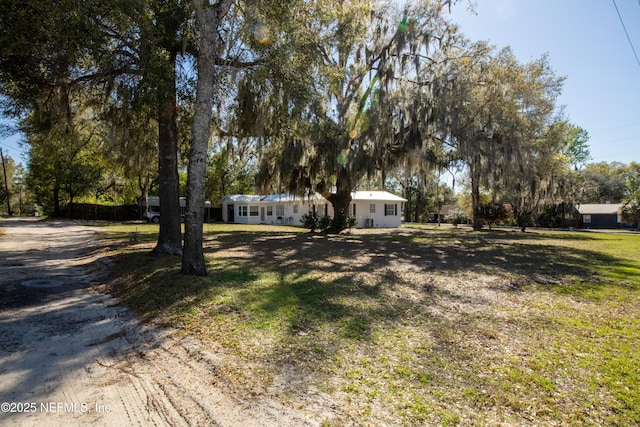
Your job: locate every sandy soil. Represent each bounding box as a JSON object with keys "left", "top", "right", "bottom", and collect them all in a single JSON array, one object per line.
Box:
[{"left": 0, "top": 218, "right": 317, "bottom": 427}]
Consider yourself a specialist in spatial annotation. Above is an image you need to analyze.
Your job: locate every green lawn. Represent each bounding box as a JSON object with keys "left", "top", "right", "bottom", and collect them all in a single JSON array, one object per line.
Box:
[{"left": 102, "top": 224, "right": 640, "bottom": 426}]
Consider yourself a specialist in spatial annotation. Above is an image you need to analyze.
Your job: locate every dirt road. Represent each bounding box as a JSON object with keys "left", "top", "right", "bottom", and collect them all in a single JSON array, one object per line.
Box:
[{"left": 0, "top": 218, "right": 316, "bottom": 427}]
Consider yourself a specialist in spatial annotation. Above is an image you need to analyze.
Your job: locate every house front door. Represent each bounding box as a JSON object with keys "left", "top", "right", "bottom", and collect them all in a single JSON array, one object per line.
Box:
[
  {"left": 260, "top": 207, "right": 265, "bottom": 223},
  {"left": 228, "top": 204, "right": 235, "bottom": 223}
]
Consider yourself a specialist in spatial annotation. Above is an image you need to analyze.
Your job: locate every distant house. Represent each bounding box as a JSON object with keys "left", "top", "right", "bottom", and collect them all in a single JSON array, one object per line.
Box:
[
  {"left": 577, "top": 203, "right": 635, "bottom": 229},
  {"left": 219, "top": 191, "right": 407, "bottom": 228}
]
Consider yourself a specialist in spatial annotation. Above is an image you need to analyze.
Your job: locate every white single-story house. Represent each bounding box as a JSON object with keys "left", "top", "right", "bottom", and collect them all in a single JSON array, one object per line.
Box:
[{"left": 219, "top": 191, "right": 407, "bottom": 228}]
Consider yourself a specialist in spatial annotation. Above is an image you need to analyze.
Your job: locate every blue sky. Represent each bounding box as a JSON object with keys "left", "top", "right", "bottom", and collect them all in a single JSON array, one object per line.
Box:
[
  {"left": 2, "top": 0, "right": 639, "bottom": 167},
  {"left": 0, "top": 120, "right": 21, "bottom": 163},
  {"left": 449, "top": 0, "right": 640, "bottom": 165}
]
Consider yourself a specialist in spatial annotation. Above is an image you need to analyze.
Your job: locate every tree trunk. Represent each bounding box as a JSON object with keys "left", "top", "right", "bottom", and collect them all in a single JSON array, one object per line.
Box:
[
  {"left": 181, "top": 0, "right": 233, "bottom": 275},
  {"left": 517, "top": 213, "right": 529, "bottom": 232},
  {"left": 53, "top": 184, "right": 61, "bottom": 217},
  {"left": 326, "top": 172, "right": 353, "bottom": 232},
  {"left": 403, "top": 185, "right": 412, "bottom": 224},
  {"left": 470, "top": 153, "right": 482, "bottom": 231},
  {"left": 152, "top": 52, "right": 183, "bottom": 257},
  {"left": 67, "top": 194, "right": 75, "bottom": 218}
]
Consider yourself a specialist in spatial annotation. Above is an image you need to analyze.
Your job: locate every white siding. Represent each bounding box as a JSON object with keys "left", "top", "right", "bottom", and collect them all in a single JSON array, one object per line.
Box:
[
  {"left": 351, "top": 201, "right": 403, "bottom": 228},
  {"left": 220, "top": 191, "right": 405, "bottom": 228}
]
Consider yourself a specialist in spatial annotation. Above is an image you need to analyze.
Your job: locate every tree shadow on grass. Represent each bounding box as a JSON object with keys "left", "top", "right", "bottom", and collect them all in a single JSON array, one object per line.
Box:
[
  {"left": 103, "top": 227, "right": 640, "bottom": 425},
  {"left": 204, "top": 229, "right": 639, "bottom": 291},
  {"left": 107, "top": 227, "right": 639, "bottom": 369}
]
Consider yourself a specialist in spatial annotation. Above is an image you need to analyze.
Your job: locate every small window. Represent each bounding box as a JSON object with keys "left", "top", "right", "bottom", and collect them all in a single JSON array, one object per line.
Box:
[
  {"left": 293, "top": 204, "right": 299, "bottom": 214},
  {"left": 583, "top": 214, "right": 591, "bottom": 224},
  {"left": 369, "top": 204, "right": 376, "bottom": 214},
  {"left": 276, "top": 205, "right": 285, "bottom": 217},
  {"left": 239, "top": 206, "right": 248, "bottom": 216},
  {"left": 385, "top": 204, "right": 397, "bottom": 216},
  {"left": 249, "top": 206, "right": 259, "bottom": 216},
  {"left": 267, "top": 206, "right": 273, "bottom": 216}
]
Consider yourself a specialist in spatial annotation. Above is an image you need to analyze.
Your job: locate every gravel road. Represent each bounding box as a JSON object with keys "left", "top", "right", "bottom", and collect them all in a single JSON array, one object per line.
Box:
[{"left": 0, "top": 218, "right": 316, "bottom": 427}]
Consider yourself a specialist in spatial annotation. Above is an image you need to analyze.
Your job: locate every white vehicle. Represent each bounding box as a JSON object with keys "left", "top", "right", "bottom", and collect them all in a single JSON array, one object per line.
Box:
[
  {"left": 140, "top": 196, "right": 212, "bottom": 223},
  {"left": 140, "top": 196, "right": 161, "bottom": 223}
]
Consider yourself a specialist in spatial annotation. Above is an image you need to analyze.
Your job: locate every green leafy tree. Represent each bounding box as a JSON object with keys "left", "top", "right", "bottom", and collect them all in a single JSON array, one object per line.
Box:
[
  {"left": 505, "top": 121, "right": 581, "bottom": 232},
  {"left": 182, "top": 0, "right": 324, "bottom": 274},
  {"left": 564, "top": 125, "right": 591, "bottom": 171},
  {"left": 1, "top": 0, "right": 190, "bottom": 254},
  {"left": 100, "top": 0, "right": 191, "bottom": 256},
  {"left": 441, "top": 47, "right": 567, "bottom": 231},
  {"left": 620, "top": 162, "right": 640, "bottom": 228},
  {"left": 0, "top": 150, "right": 15, "bottom": 215},
  {"left": 205, "top": 147, "right": 256, "bottom": 205},
  {"left": 579, "top": 162, "right": 627, "bottom": 204},
  {"left": 24, "top": 100, "right": 105, "bottom": 216},
  {"left": 476, "top": 202, "right": 512, "bottom": 230}
]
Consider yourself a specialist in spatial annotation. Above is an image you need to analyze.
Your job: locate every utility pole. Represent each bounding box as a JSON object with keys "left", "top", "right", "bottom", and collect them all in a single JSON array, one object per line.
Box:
[{"left": 1, "top": 148, "right": 12, "bottom": 216}]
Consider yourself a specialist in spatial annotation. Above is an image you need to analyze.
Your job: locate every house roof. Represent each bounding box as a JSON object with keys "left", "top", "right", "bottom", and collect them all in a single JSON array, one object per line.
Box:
[
  {"left": 261, "top": 193, "right": 324, "bottom": 203},
  {"left": 220, "top": 191, "right": 406, "bottom": 204},
  {"left": 220, "top": 194, "right": 263, "bottom": 203},
  {"left": 351, "top": 191, "right": 407, "bottom": 202},
  {"left": 578, "top": 203, "right": 622, "bottom": 215}
]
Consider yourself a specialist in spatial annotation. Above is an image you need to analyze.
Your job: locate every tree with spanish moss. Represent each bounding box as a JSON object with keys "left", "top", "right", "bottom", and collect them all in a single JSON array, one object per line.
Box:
[
  {"left": 181, "top": 0, "right": 309, "bottom": 274},
  {"left": 255, "top": 0, "right": 461, "bottom": 231},
  {"left": 440, "top": 46, "right": 568, "bottom": 231}
]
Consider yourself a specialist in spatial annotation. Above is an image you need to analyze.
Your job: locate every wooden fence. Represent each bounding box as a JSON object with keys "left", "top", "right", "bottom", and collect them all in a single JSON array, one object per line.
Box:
[{"left": 66, "top": 203, "right": 140, "bottom": 221}]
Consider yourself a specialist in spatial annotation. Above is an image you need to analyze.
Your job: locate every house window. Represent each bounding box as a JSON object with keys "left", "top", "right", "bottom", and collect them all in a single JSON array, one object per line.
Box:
[
  {"left": 276, "top": 205, "right": 285, "bottom": 217},
  {"left": 239, "top": 206, "right": 248, "bottom": 216},
  {"left": 267, "top": 206, "right": 273, "bottom": 216},
  {"left": 369, "top": 204, "right": 376, "bottom": 214},
  {"left": 293, "top": 204, "right": 299, "bottom": 214},
  {"left": 385, "top": 204, "right": 397, "bottom": 216},
  {"left": 249, "top": 206, "right": 259, "bottom": 216},
  {"left": 583, "top": 214, "right": 591, "bottom": 224}
]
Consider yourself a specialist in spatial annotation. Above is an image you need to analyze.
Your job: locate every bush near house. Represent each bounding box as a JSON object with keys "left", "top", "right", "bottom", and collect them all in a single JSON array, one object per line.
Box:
[
  {"left": 476, "top": 202, "right": 513, "bottom": 230},
  {"left": 300, "top": 211, "right": 331, "bottom": 232},
  {"left": 444, "top": 207, "right": 468, "bottom": 227}
]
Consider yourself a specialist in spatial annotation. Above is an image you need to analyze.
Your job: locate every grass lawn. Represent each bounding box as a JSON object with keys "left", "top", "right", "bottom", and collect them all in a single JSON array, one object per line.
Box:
[{"left": 101, "top": 223, "right": 640, "bottom": 426}]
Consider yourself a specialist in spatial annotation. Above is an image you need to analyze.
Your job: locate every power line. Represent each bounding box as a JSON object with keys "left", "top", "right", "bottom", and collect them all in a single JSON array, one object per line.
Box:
[
  {"left": 0, "top": 140, "right": 20, "bottom": 153},
  {"left": 612, "top": 0, "right": 640, "bottom": 68}
]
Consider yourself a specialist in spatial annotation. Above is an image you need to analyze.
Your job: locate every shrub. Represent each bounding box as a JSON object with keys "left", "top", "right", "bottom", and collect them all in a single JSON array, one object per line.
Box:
[
  {"left": 444, "top": 208, "right": 468, "bottom": 227},
  {"left": 301, "top": 211, "right": 320, "bottom": 231},
  {"left": 621, "top": 199, "right": 640, "bottom": 230},
  {"left": 346, "top": 216, "right": 358, "bottom": 229},
  {"left": 329, "top": 215, "right": 359, "bottom": 232},
  {"left": 319, "top": 214, "right": 332, "bottom": 230},
  {"left": 301, "top": 211, "right": 332, "bottom": 232},
  {"left": 476, "top": 203, "right": 512, "bottom": 230}
]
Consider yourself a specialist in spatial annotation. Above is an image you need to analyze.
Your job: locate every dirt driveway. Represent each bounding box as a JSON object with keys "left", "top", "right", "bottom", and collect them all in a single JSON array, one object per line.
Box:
[{"left": 0, "top": 218, "right": 315, "bottom": 427}]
